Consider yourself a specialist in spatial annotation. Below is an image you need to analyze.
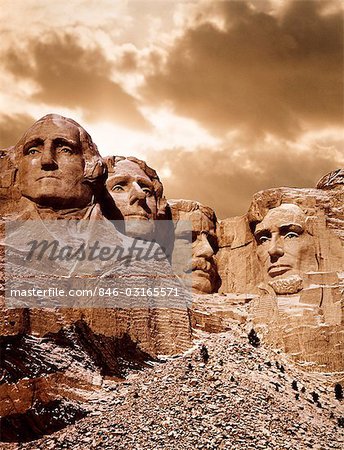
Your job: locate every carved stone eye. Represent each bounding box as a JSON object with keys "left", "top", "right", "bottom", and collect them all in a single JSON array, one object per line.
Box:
[
  {"left": 285, "top": 231, "right": 299, "bottom": 239},
  {"left": 27, "top": 147, "right": 40, "bottom": 155},
  {"left": 258, "top": 235, "right": 270, "bottom": 244},
  {"left": 58, "top": 146, "right": 73, "bottom": 155},
  {"left": 112, "top": 185, "right": 124, "bottom": 192},
  {"left": 142, "top": 187, "right": 152, "bottom": 196}
]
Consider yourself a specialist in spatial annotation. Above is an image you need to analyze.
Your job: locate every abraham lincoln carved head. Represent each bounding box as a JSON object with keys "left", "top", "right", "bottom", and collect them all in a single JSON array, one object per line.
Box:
[{"left": 252, "top": 203, "right": 317, "bottom": 295}]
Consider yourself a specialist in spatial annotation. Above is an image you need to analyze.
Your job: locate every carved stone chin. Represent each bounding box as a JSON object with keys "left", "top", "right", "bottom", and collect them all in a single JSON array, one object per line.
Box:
[
  {"left": 192, "top": 271, "right": 215, "bottom": 294},
  {"left": 268, "top": 274, "right": 303, "bottom": 295}
]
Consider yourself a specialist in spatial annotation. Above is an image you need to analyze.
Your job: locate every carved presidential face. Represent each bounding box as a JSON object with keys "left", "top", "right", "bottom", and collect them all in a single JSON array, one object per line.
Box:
[
  {"left": 254, "top": 204, "right": 317, "bottom": 294},
  {"left": 106, "top": 159, "right": 158, "bottom": 237},
  {"left": 17, "top": 118, "right": 92, "bottom": 209},
  {"left": 174, "top": 209, "right": 218, "bottom": 294}
]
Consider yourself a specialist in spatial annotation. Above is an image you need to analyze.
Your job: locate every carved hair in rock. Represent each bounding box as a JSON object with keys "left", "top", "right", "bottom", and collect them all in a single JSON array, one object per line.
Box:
[
  {"left": 247, "top": 187, "right": 344, "bottom": 279},
  {"left": 247, "top": 186, "right": 343, "bottom": 242},
  {"left": 168, "top": 199, "right": 217, "bottom": 225}
]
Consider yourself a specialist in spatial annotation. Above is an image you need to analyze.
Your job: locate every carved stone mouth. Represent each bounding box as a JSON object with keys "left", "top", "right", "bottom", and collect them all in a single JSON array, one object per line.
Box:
[
  {"left": 192, "top": 260, "right": 212, "bottom": 273},
  {"left": 268, "top": 265, "right": 292, "bottom": 277},
  {"left": 193, "top": 269, "right": 211, "bottom": 279},
  {"left": 193, "top": 262, "right": 214, "bottom": 277},
  {"left": 36, "top": 175, "right": 60, "bottom": 181}
]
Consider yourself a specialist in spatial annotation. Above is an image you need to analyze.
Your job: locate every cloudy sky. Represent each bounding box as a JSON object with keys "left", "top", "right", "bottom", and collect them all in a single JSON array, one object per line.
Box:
[{"left": 0, "top": 0, "right": 343, "bottom": 218}]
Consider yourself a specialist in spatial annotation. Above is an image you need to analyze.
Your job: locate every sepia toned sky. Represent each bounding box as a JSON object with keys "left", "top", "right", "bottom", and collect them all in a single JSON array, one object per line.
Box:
[{"left": 0, "top": 0, "right": 343, "bottom": 218}]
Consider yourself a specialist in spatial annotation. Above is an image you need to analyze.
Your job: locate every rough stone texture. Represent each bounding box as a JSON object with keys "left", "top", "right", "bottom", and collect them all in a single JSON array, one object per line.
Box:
[
  {"left": 191, "top": 293, "right": 252, "bottom": 332},
  {"left": 0, "top": 117, "right": 192, "bottom": 439},
  {"left": 1, "top": 215, "right": 192, "bottom": 356},
  {"left": 317, "top": 168, "right": 344, "bottom": 190},
  {"left": 0, "top": 223, "right": 192, "bottom": 431},
  {"left": 2, "top": 327, "right": 344, "bottom": 448},
  {"left": 0, "top": 147, "right": 20, "bottom": 218},
  {"left": 250, "top": 284, "right": 344, "bottom": 374},
  {"left": 216, "top": 215, "right": 260, "bottom": 295},
  {"left": 0, "top": 324, "right": 157, "bottom": 425},
  {"left": 1, "top": 114, "right": 343, "bottom": 446},
  {"left": 214, "top": 181, "right": 344, "bottom": 376}
]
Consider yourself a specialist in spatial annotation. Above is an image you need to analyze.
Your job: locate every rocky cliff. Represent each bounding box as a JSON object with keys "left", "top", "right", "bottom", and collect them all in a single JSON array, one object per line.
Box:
[
  {"left": 1, "top": 144, "right": 343, "bottom": 446},
  {"left": 1, "top": 323, "right": 344, "bottom": 448}
]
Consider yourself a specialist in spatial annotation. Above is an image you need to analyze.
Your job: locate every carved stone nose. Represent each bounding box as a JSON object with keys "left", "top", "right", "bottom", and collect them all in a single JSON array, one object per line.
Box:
[
  {"left": 129, "top": 182, "right": 146, "bottom": 205},
  {"left": 41, "top": 144, "right": 57, "bottom": 170},
  {"left": 268, "top": 236, "right": 284, "bottom": 258},
  {"left": 195, "top": 234, "right": 214, "bottom": 259}
]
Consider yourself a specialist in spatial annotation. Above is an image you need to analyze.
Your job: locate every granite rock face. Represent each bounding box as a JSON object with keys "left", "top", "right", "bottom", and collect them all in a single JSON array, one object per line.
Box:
[
  {"left": 216, "top": 215, "right": 259, "bottom": 295},
  {"left": 168, "top": 199, "right": 220, "bottom": 294},
  {"left": 0, "top": 116, "right": 192, "bottom": 440},
  {"left": 1, "top": 114, "right": 343, "bottom": 444},
  {"left": 0, "top": 147, "right": 20, "bottom": 217},
  {"left": 215, "top": 177, "right": 344, "bottom": 374},
  {"left": 4, "top": 327, "right": 344, "bottom": 449},
  {"left": 317, "top": 168, "right": 344, "bottom": 190}
]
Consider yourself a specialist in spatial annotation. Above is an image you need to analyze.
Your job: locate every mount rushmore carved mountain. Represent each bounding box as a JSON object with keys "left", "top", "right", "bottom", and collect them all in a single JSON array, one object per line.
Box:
[{"left": 0, "top": 115, "right": 343, "bottom": 447}]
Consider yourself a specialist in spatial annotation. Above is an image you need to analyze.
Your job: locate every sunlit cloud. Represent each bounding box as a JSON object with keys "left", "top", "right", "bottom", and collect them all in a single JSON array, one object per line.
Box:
[
  {"left": 88, "top": 107, "right": 220, "bottom": 157},
  {"left": 147, "top": 134, "right": 343, "bottom": 219},
  {"left": 0, "top": 0, "right": 342, "bottom": 219}
]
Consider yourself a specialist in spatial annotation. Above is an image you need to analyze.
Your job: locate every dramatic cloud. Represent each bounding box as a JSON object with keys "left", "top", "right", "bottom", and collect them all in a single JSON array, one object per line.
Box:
[
  {"left": 143, "top": 0, "right": 343, "bottom": 139},
  {"left": 0, "top": 113, "right": 36, "bottom": 148},
  {"left": 4, "top": 34, "right": 150, "bottom": 130},
  {"left": 147, "top": 141, "right": 344, "bottom": 218},
  {"left": 0, "top": 1, "right": 342, "bottom": 218}
]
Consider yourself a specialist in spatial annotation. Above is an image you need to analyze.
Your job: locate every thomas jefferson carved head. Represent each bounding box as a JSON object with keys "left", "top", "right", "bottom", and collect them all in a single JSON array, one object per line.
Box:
[
  {"left": 104, "top": 156, "right": 166, "bottom": 237},
  {"left": 15, "top": 114, "right": 105, "bottom": 209},
  {"left": 169, "top": 199, "right": 219, "bottom": 294},
  {"left": 252, "top": 203, "right": 317, "bottom": 294}
]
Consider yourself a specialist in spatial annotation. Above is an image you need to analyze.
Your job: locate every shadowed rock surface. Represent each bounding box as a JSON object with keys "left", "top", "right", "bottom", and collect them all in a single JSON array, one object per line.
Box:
[
  {"left": 0, "top": 115, "right": 342, "bottom": 446},
  {"left": 215, "top": 179, "right": 344, "bottom": 374},
  {"left": 0, "top": 324, "right": 158, "bottom": 441},
  {"left": 1, "top": 324, "right": 343, "bottom": 449}
]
